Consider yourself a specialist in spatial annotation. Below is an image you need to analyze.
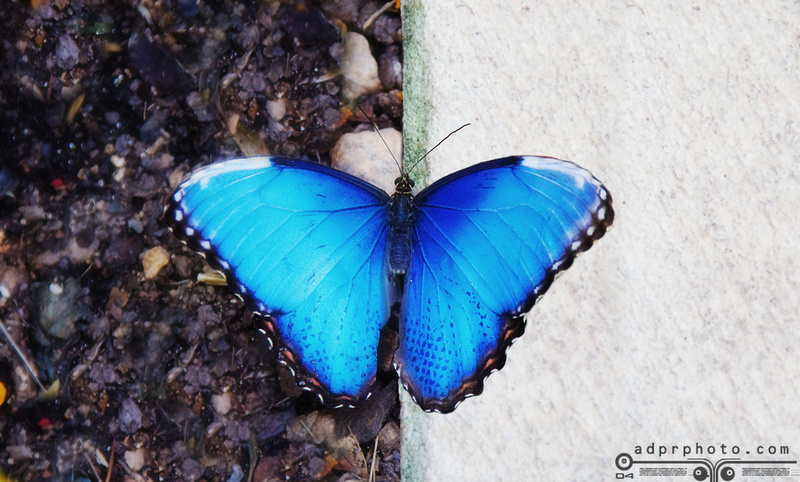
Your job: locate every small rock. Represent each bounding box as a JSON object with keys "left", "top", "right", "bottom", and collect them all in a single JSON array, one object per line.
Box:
[
  {"left": 89, "top": 361, "right": 122, "bottom": 385},
  {"left": 223, "top": 420, "right": 250, "bottom": 442},
  {"left": 144, "top": 153, "right": 174, "bottom": 171},
  {"left": 142, "top": 246, "right": 169, "bottom": 279},
  {"left": 239, "top": 69, "right": 266, "bottom": 93},
  {"left": 307, "top": 456, "right": 330, "bottom": 480},
  {"left": 74, "top": 226, "right": 96, "bottom": 249},
  {"left": 379, "top": 46, "right": 402, "bottom": 91},
  {"left": 36, "top": 278, "right": 87, "bottom": 339},
  {"left": 19, "top": 205, "right": 46, "bottom": 222},
  {"left": 375, "top": 90, "right": 403, "bottom": 119},
  {"left": 253, "top": 456, "right": 283, "bottom": 481},
  {"left": 286, "top": 411, "right": 335, "bottom": 444},
  {"left": 236, "top": 23, "right": 259, "bottom": 51},
  {"left": 103, "top": 236, "right": 143, "bottom": 270},
  {"left": 366, "top": 13, "right": 401, "bottom": 45},
  {"left": 56, "top": 34, "right": 79, "bottom": 70},
  {"left": 118, "top": 397, "right": 142, "bottom": 434},
  {"left": 339, "top": 32, "right": 382, "bottom": 100},
  {"left": 228, "top": 464, "right": 245, "bottom": 482},
  {"left": 124, "top": 449, "right": 145, "bottom": 471},
  {"left": 322, "top": 108, "right": 347, "bottom": 131},
  {"left": 331, "top": 127, "right": 402, "bottom": 193},
  {"left": 114, "top": 134, "right": 135, "bottom": 156},
  {"left": 104, "top": 111, "right": 120, "bottom": 125},
  {"left": 186, "top": 91, "right": 214, "bottom": 122},
  {"left": 87, "top": 315, "right": 110, "bottom": 341},
  {"left": 171, "top": 255, "right": 192, "bottom": 278},
  {"left": 251, "top": 409, "right": 294, "bottom": 441},
  {"left": 139, "top": 108, "right": 168, "bottom": 143},
  {"left": 128, "top": 32, "right": 190, "bottom": 93},
  {"left": 0, "top": 168, "right": 19, "bottom": 198},
  {"left": 127, "top": 218, "right": 143, "bottom": 234},
  {"left": 282, "top": 5, "right": 338, "bottom": 46},
  {"left": 266, "top": 98, "right": 287, "bottom": 121},
  {"left": 177, "top": 0, "right": 199, "bottom": 18},
  {"left": 0, "top": 267, "right": 25, "bottom": 304},
  {"left": 184, "top": 363, "right": 212, "bottom": 392},
  {"left": 319, "top": 0, "right": 363, "bottom": 23},
  {"left": 211, "top": 392, "right": 232, "bottom": 415},
  {"left": 181, "top": 458, "right": 205, "bottom": 482}
]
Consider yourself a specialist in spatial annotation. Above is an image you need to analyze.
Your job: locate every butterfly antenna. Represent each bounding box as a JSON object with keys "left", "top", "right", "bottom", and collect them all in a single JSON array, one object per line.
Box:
[
  {"left": 407, "top": 123, "right": 471, "bottom": 175},
  {"left": 357, "top": 106, "right": 403, "bottom": 174}
]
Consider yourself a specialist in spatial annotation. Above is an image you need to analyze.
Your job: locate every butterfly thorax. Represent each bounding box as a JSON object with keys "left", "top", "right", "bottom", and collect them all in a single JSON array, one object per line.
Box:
[{"left": 387, "top": 190, "right": 414, "bottom": 275}]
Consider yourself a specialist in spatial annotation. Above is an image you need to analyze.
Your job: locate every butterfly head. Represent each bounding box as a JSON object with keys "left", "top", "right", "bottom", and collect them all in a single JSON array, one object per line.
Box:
[{"left": 394, "top": 175, "right": 414, "bottom": 195}]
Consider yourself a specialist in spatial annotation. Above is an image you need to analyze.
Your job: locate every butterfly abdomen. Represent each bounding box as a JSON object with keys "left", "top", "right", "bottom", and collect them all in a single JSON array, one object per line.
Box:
[{"left": 387, "top": 192, "right": 414, "bottom": 275}]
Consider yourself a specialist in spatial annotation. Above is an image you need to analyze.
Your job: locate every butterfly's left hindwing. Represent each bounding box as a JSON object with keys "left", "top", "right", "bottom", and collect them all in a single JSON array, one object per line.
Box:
[
  {"left": 396, "top": 156, "right": 613, "bottom": 413},
  {"left": 168, "top": 157, "right": 392, "bottom": 407}
]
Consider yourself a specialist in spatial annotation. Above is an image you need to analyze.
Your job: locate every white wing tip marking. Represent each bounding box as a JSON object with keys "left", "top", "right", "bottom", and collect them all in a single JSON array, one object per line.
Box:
[
  {"left": 185, "top": 157, "right": 275, "bottom": 190},
  {"left": 185, "top": 226, "right": 195, "bottom": 236},
  {"left": 173, "top": 210, "right": 183, "bottom": 222},
  {"left": 520, "top": 155, "right": 588, "bottom": 188},
  {"left": 200, "top": 240, "right": 211, "bottom": 250}
]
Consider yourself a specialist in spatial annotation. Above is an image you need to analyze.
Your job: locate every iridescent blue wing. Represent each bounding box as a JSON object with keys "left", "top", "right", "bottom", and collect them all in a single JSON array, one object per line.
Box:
[
  {"left": 396, "top": 156, "right": 613, "bottom": 413},
  {"left": 167, "top": 157, "right": 392, "bottom": 407}
]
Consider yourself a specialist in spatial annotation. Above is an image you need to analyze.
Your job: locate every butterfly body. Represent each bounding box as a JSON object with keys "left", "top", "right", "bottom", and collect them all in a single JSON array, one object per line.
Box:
[
  {"left": 387, "top": 191, "right": 415, "bottom": 275},
  {"left": 168, "top": 155, "right": 613, "bottom": 413}
]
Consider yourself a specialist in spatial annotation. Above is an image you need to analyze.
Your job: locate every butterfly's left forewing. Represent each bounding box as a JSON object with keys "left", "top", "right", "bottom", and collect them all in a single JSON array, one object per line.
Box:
[
  {"left": 396, "top": 156, "right": 613, "bottom": 412},
  {"left": 168, "top": 157, "right": 393, "bottom": 407}
]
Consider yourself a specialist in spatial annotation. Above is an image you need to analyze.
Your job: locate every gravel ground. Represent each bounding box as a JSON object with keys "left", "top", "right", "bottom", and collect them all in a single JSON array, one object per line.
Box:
[{"left": 0, "top": 0, "right": 402, "bottom": 480}]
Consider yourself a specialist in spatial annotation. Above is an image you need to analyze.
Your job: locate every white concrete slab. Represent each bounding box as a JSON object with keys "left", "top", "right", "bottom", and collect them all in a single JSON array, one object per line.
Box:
[{"left": 401, "top": 1, "right": 800, "bottom": 480}]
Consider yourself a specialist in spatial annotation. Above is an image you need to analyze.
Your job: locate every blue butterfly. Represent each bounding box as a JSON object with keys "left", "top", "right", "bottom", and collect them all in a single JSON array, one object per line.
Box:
[{"left": 167, "top": 155, "right": 613, "bottom": 413}]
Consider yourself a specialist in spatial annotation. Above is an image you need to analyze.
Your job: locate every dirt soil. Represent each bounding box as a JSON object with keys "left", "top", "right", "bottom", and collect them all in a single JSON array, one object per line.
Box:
[{"left": 0, "top": 0, "right": 403, "bottom": 480}]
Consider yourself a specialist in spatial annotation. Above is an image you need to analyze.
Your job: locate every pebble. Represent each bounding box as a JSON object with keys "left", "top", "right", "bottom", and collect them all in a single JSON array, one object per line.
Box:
[
  {"left": 251, "top": 409, "right": 295, "bottom": 442},
  {"left": 103, "top": 236, "right": 143, "bottom": 270},
  {"left": 339, "top": 32, "right": 382, "bottom": 100},
  {"left": 127, "top": 32, "right": 190, "bottom": 93},
  {"left": 366, "top": 12, "right": 401, "bottom": 45},
  {"left": 36, "top": 278, "right": 87, "bottom": 339},
  {"left": 125, "top": 449, "right": 145, "bottom": 471},
  {"left": 142, "top": 246, "right": 169, "bottom": 279},
  {"left": 0, "top": 267, "right": 24, "bottom": 305},
  {"left": 118, "top": 398, "right": 142, "bottom": 434},
  {"left": 177, "top": 0, "right": 199, "bottom": 18},
  {"left": 139, "top": 108, "right": 168, "bottom": 143},
  {"left": 186, "top": 91, "right": 214, "bottom": 122},
  {"left": 212, "top": 392, "right": 232, "bottom": 415},
  {"left": 283, "top": 5, "right": 338, "bottom": 46},
  {"left": 0, "top": 168, "right": 19, "bottom": 198},
  {"left": 379, "top": 45, "right": 402, "bottom": 90},
  {"left": 319, "top": 0, "right": 361, "bottom": 23},
  {"left": 266, "top": 98, "right": 287, "bottom": 121},
  {"left": 228, "top": 464, "right": 245, "bottom": 482},
  {"left": 331, "top": 127, "right": 401, "bottom": 193},
  {"left": 127, "top": 218, "right": 143, "bottom": 234},
  {"left": 55, "top": 34, "right": 79, "bottom": 70}
]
